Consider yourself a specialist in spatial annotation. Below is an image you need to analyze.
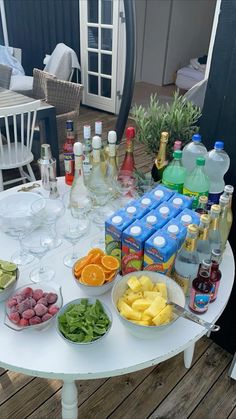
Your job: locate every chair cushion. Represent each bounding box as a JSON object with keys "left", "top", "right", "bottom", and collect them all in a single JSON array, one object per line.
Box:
[
  {"left": 44, "top": 43, "right": 72, "bottom": 81},
  {"left": 10, "top": 75, "right": 33, "bottom": 96}
]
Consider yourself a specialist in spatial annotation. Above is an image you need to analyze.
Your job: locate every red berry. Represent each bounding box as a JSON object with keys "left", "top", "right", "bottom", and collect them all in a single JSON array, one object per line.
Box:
[
  {"left": 9, "top": 312, "right": 20, "bottom": 324},
  {"left": 37, "top": 297, "right": 48, "bottom": 306},
  {"left": 42, "top": 313, "right": 52, "bottom": 322},
  {"left": 46, "top": 292, "right": 58, "bottom": 304},
  {"left": 22, "top": 309, "right": 35, "bottom": 319},
  {"left": 7, "top": 298, "right": 17, "bottom": 308},
  {"left": 33, "top": 289, "right": 44, "bottom": 301},
  {"left": 19, "top": 318, "right": 29, "bottom": 327},
  {"left": 29, "top": 316, "right": 42, "bottom": 325},
  {"left": 34, "top": 303, "right": 48, "bottom": 317},
  {"left": 21, "top": 287, "right": 33, "bottom": 298},
  {"left": 48, "top": 305, "right": 59, "bottom": 316}
]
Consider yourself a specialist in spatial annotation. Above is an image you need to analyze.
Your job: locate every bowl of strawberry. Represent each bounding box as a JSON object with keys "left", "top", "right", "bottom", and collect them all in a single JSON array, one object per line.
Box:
[{"left": 5, "top": 282, "right": 63, "bottom": 331}]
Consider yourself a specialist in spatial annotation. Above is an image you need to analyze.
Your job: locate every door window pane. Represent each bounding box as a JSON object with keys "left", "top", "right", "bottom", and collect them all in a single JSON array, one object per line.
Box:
[
  {"left": 88, "top": 52, "right": 98, "bottom": 72},
  {"left": 88, "top": 0, "right": 98, "bottom": 23},
  {"left": 101, "top": 54, "right": 112, "bottom": 75},
  {"left": 88, "top": 27, "right": 98, "bottom": 49},
  {"left": 101, "top": 78, "right": 111, "bottom": 98},
  {"left": 89, "top": 75, "right": 98, "bottom": 95},
  {"left": 101, "top": 0, "right": 113, "bottom": 24},
  {"left": 101, "top": 28, "right": 112, "bottom": 51}
]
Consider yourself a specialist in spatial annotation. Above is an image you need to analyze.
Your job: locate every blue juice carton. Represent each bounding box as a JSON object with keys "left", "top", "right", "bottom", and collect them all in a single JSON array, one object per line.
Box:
[
  {"left": 105, "top": 210, "right": 134, "bottom": 269},
  {"left": 144, "top": 230, "right": 177, "bottom": 276},
  {"left": 156, "top": 201, "right": 180, "bottom": 221},
  {"left": 141, "top": 208, "right": 169, "bottom": 230},
  {"left": 175, "top": 208, "right": 200, "bottom": 228},
  {"left": 162, "top": 219, "right": 187, "bottom": 248},
  {"left": 122, "top": 218, "right": 156, "bottom": 275},
  {"left": 124, "top": 200, "right": 150, "bottom": 220},
  {"left": 147, "top": 184, "right": 174, "bottom": 207},
  {"left": 168, "top": 192, "right": 193, "bottom": 214},
  {"left": 138, "top": 195, "right": 158, "bottom": 211}
]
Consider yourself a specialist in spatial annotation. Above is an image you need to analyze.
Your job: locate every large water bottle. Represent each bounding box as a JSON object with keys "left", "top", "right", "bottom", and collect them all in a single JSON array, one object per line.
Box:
[
  {"left": 205, "top": 141, "right": 230, "bottom": 207},
  {"left": 182, "top": 134, "right": 207, "bottom": 173}
]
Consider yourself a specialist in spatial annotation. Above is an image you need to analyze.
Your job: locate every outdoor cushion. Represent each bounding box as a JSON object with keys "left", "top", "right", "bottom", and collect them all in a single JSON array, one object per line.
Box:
[{"left": 10, "top": 75, "right": 33, "bottom": 96}]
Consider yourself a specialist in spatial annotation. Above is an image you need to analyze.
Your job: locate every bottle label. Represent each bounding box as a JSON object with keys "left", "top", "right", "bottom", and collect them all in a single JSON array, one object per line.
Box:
[
  {"left": 189, "top": 288, "right": 210, "bottom": 313},
  {"left": 198, "top": 227, "right": 208, "bottom": 240},
  {"left": 173, "top": 270, "right": 191, "bottom": 295},
  {"left": 109, "top": 143, "right": 116, "bottom": 157},
  {"left": 207, "top": 192, "right": 222, "bottom": 209},
  {"left": 162, "top": 180, "right": 183, "bottom": 193},
  {"left": 210, "top": 218, "right": 219, "bottom": 231},
  {"left": 83, "top": 156, "right": 92, "bottom": 174},
  {"left": 183, "top": 188, "right": 208, "bottom": 209},
  {"left": 93, "top": 149, "right": 100, "bottom": 163},
  {"left": 64, "top": 152, "right": 74, "bottom": 175},
  {"left": 184, "top": 237, "right": 196, "bottom": 252},
  {"left": 210, "top": 280, "right": 220, "bottom": 302}
]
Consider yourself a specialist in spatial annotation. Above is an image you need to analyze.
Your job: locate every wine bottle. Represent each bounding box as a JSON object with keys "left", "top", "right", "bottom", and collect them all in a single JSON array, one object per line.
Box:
[
  {"left": 82, "top": 125, "right": 92, "bottom": 185},
  {"left": 105, "top": 130, "right": 118, "bottom": 182},
  {"left": 95, "top": 121, "right": 106, "bottom": 174},
  {"left": 151, "top": 132, "right": 169, "bottom": 182},
  {"left": 63, "top": 120, "right": 75, "bottom": 186},
  {"left": 117, "top": 126, "right": 136, "bottom": 187},
  {"left": 88, "top": 136, "right": 111, "bottom": 206}
]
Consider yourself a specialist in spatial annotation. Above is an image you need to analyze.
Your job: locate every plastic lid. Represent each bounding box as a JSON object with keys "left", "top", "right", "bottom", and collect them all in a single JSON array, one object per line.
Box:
[
  {"left": 173, "top": 150, "right": 182, "bottom": 159},
  {"left": 192, "top": 134, "right": 201, "bottom": 142},
  {"left": 73, "top": 142, "right": 83, "bottom": 156},
  {"left": 141, "top": 197, "right": 151, "bottom": 206},
  {"left": 224, "top": 185, "right": 234, "bottom": 194},
  {"left": 174, "top": 140, "right": 182, "bottom": 150},
  {"left": 159, "top": 206, "right": 170, "bottom": 216},
  {"left": 214, "top": 140, "right": 224, "bottom": 150},
  {"left": 95, "top": 121, "right": 102, "bottom": 135},
  {"left": 130, "top": 226, "right": 142, "bottom": 236},
  {"left": 126, "top": 206, "right": 137, "bottom": 215},
  {"left": 154, "top": 189, "right": 164, "bottom": 199},
  {"left": 173, "top": 197, "right": 183, "bottom": 207},
  {"left": 108, "top": 130, "right": 117, "bottom": 144},
  {"left": 196, "top": 157, "right": 205, "bottom": 166},
  {"left": 83, "top": 125, "right": 91, "bottom": 139},
  {"left": 181, "top": 214, "right": 192, "bottom": 224},
  {"left": 92, "top": 135, "right": 101, "bottom": 149},
  {"left": 146, "top": 215, "right": 157, "bottom": 224},
  {"left": 153, "top": 236, "right": 166, "bottom": 247},
  {"left": 126, "top": 126, "right": 135, "bottom": 139},
  {"left": 112, "top": 215, "right": 123, "bottom": 224},
  {"left": 167, "top": 224, "right": 179, "bottom": 235}
]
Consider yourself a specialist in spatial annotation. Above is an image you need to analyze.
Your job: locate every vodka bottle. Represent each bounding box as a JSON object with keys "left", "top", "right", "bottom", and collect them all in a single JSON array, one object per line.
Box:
[
  {"left": 63, "top": 120, "right": 75, "bottom": 185},
  {"left": 162, "top": 150, "right": 186, "bottom": 193},
  {"left": 88, "top": 136, "right": 111, "bottom": 206},
  {"left": 219, "top": 195, "right": 230, "bottom": 251},
  {"left": 222, "top": 185, "right": 233, "bottom": 239},
  {"left": 195, "top": 195, "right": 208, "bottom": 215},
  {"left": 208, "top": 204, "right": 221, "bottom": 252},
  {"left": 197, "top": 214, "right": 211, "bottom": 262},
  {"left": 182, "top": 133, "right": 207, "bottom": 174},
  {"left": 151, "top": 132, "right": 169, "bottom": 182},
  {"left": 82, "top": 125, "right": 92, "bottom": 185},
  {"left": 95, "top": 121, "right": 106, "bottom": 174},
  {"left": 173, "top": 224, "right": 200, "bottom": 295},
  {"left": 105, "top": 130, "right": 118, "bottom": 184},
  {"left": 117, "top": 126, "right": 136, "bottom": 187}
]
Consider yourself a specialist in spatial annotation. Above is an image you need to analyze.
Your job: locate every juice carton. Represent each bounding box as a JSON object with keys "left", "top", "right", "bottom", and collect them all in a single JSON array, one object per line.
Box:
[
  {"left": 140, "top": 209, "right": 169, "bottom": 230},
  {"left": 138, "top": 195, "right": 158, "bottom": 211},
  {"left": 156, "top": 201, "right": 180, "bottom": 221},
  {"left": 105, "top": 209, "right": 135, "bottom": 268},
  {"left": 168, "top": 192, "right": 193, "bottom": 214},
  {"left": 122, "top": 218, "right": 156, "bottom": 275},
  {"left": 144, "top": 230, "right": 177, "bottom": 276},
  {"left": 175, "top": 208, "right": 200, "bottom": 228},
  {"left": 124, "top": 200, "right": 150, "bottom": 220},
  {"left": 162, "top": 219, "right": 187, "bottom": 248},
  {"left": 147, "top": 184, "right": 174, "bottom": 207}
]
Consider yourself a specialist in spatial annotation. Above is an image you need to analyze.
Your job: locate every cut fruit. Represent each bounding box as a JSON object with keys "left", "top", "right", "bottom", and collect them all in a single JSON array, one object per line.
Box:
[
  {"left": 101, "top": 255, "right": 119, "bottom": 271},
  {"left": 0, "top": 273, "right": 16, "bottom": 289},
  {"left": 0, "top": 261, "right": 17, "bottom": 272},
  {"left": 104, "top": 271, "right": 116, "bottom": 282},
  {"left": 74, "top": 256, "right": 92, "bottom": 277},
  {"left": 88, "top": 248, "right": 105, "bottom": 258},
  {"left": 81, "top": 264, "right": 105, "bottom": 286}
]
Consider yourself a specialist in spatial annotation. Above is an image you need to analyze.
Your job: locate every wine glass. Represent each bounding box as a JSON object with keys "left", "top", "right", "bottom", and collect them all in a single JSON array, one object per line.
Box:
[
  {"left": 31, "top": 198, "right": 65, "bottom": 248},
  {"left": 56, "top": 210, "right": 90, "bottom": 267},
  {"left": 22, "top": 229, "right": 55, "bottom": 283}
]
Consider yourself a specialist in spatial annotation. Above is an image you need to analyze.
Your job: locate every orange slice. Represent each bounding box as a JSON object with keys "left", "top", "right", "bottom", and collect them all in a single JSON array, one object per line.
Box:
[
  {"left": 101, "top": 255, "right": 119, "bottom": 271},
  {"left": 105, "top": 271, "right": 116, "bottom": 283},
  {"left": 81, "top": 264, "right": 105, "bottom": 286},
  {"left": 88, "top": 248, "right": 105, "bottom": 257}
]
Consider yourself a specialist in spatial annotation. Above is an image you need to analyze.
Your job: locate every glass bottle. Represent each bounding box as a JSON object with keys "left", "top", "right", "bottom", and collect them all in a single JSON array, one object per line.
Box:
[
  {"left": 105, "top": 130, "right": 118, "bottom": 186},
  {"left": 69, "top": 142, "right": 91, "bottom": 217},
  {"left": 208, "top": 204, "right": 221, "bottom": 252},
  {"left": 88, "top": 136, "right": 111, "bottom": 206},
  {"left": 222, "top": 184, "right": 234, "bottom": 240},
  {"left": 173, "top": 224, "right": 200, "bottom": 296},
  {"left": 197, "top": 214, "right": 211, "bottom": 262},
  {"left": 183, "top": 157, "right": 209, "bottom": 209},
  {"left": 195, "top": 195, "right": 208, "bottom": 215},
  {"left": 82, "top": 125, "right": 92, "bottom": 186},
  {"left": 95, "top": 121, "right": 106, "bottom": 174},
  {"left": 189, "top": 259, "right": 212, "bottom": 314},
  {"left": 151, "top": 131, "right": 169, "bottom": 182},
  {"left": 209, "top": 248, "right": 222, "bottom": 302},
  {"left": 117, "top": 126, "right": 136, "bottom": 188},
  {"left": 162, "top": 150, "right": 186, "bottom": 193},
  {"left": 219, "top": 194, "right": 230, "bottom": 252},
  {"left": 63, "top": 120, "right": 75, "bottom": 186}
]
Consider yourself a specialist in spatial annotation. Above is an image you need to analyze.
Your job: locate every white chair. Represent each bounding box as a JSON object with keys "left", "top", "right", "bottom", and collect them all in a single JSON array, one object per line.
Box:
[{"left": 0, "top": 100, "right": 41, "bottom": 191}]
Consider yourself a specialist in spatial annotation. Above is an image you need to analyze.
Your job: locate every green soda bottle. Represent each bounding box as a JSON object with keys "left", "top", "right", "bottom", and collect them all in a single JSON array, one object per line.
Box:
[
  {"left": 162, "top": 150, "right": 186, "bottom": 193},
  {"left": 183, "top": 157, "right": 209, "bottom": 209}
]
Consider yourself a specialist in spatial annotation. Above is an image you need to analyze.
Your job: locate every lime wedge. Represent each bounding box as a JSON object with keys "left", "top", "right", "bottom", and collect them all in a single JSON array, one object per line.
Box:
[
  {"left": 0, "top": 273, "right": 16, "bottom": 289},
  {"left": 0, "top": 261, "right": 17, "bottom": 272}
]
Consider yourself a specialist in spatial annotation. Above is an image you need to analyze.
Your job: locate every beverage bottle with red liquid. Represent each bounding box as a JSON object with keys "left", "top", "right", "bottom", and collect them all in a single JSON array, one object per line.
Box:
[
  {"left": 209, "top": 248, "right": 222, "bottom": 302},
  {"left": 63, "top": 120, "right": 76, "bottom": 185},
  {"left": 195, "top": 195, "right": 208, "bottom": 215},
  {"left": 189, "top": 259, "right": 212, "bottom": 314},
  {"left": 117, "top": 126, "right": 136, "bottom": 188}
]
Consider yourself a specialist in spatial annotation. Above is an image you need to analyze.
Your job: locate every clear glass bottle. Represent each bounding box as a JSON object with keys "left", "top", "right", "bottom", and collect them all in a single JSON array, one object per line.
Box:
[
  {"left": 219, "top": 194, "right": 230, "bottom": 252},
  {"left": 162, "top": 150, "right": 186, "bottom": 193},
  {"left": 197, "top": 214, "right": 211, "bottom": 262},
  {"left": 105, "top": 130, "right": 118, "bottom": 186},
  {"left": 63, "top": 120, "right": 76, "bottom": 186},
  {"left": 189, "top": 259, "right": 212, "bottom": 314},
  {"left": 183, "top": 157, "right": 209, "bottom": 209},
  {"left": 222, "top": 185, "right": 234, "bottom": 239},
  {"left": 69, "top": 142, "right": 91, "bottom": 217},
  {"left": 173, "top": 224, "right": 200, "bottom": 296},
  {"left": 209, "top": 248, "right": 222, "bottom": 302},
  {"left": 208, "top": 204, "right": 221, "bottom": 252},
  {"left": 95, "top": 121, "right": 106, "bottom": 174},
  {"left": 151, "top": 132, "right": 169, "bottom": 182},
  {"left": 88, "top": 136, "right": 111, "bottom": 206},
  {"left": 82, "top": 125, "right": 92, "bottom": 186},
  {"left": 195, "top": 195, "right": 208, "bottom": 215}
]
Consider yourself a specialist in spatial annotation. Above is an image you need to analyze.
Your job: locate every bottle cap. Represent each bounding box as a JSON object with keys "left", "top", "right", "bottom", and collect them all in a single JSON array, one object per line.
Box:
[
  {"left": 224, "top": 185, "right": 234, "bottom": 194},
  {"left": 211, "top": 204, "right": 221, "bottom": 214},
  {"left": 211, "top": 248, "right": 221, "bottom": 258},
  {"left": 172, "top": 197, "right": 183, "bottom": 207},
  {"left": 200, "top": 214, "right": 210, "bottom": 224},
  {"left": 83, "top": 125, "right": 91, "bottom": 139},
  {"left": 126, "top": 206, "right": 137, "bottom": 215},
  {"left": 192, "top": 133, "right": 201, "bottom": 142},
  {"left": 146, "top": 215, "right": 157, "bottom": 224},
  {"left": 92, "top": 135, "right": 101, "bottom": 149},
  {"left": 201, "top": 259, "right": 212, "bottom": 268},
  {"left": 154, "top": 189, "right": 164, "bottom": 199},
  {"left": 196, "top": 157, "right": 205, "bottom": 166},
  {"left": 174, "top": 140, "right": 182, "bottom": 150},
  {"left": 112, "top": 216, "right": 122, "bottom": 225},
  {"left": 108, "top": 130, "right": 117, "bottom": 144},
  {"left": 199, "top": 195, "right": 208, "bottom": 204},
  {"left": 159, "top": 206, "right": 170, "bottom": 216},
  {"left": 73, "top": 142, "right": 83, "bottom": 156},
  {"left": 173, "top": 150, "right": 182, "bottom": 159},
  {"left": 181, "top": 214, "right": 192, "bottom": 224},
  {"left": 219, "top": 195, "right": 229, "bottom": 205},
  {"left": 141, "top": 197, "right": 151, "bottom": 206},
  {"left": 66, "top": 120, "right": 74, "bottom": 131},
  {"left": 187, "top": 224, "right": 198, "bottom": 234},
  {"left": 153, "top": 236, "right": 166, "bottom": 247},
  {"left": 126, "top": 127, "right": 135, "bottom": 139},
  {"left": 95, "top": 121, "right": 102, "bottom": 135},
  {"left": 214, "top": 140, "right": 224, "bottom": 150},
  {"left": 40, "top": 144, "right": 52, "bottom": 159},
  {"left": 130, "top": 226, "right": 141, "bottom": 236},
  {"left": 167, "top": 224, "right": 179, "bottom": 235},
  {"left": 160, "top": 132, "right": 169, "bottom": 142}
]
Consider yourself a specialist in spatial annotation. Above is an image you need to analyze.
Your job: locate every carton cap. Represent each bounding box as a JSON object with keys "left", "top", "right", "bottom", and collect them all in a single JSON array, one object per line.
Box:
[
  {"left": 126, "top": 206, "right": 136, "bottom": 215},
  {"left": 130, "top": 226, "right": 141, "bottom": 236},
  {"left": 159, "top": 206, "right": 170, "bottom": 216},
  {"left": 154, "top": 189, "right": 164, "bottom": 199},
  {"left": 141, "top": 197, "right": 151, "bottom": 206},
  {"left": 146, "top": 215, "right": 157, "bottom": 224},
  {"left": 153, "top": 236, "right": 166, "bottom": 248},
  {"left": 167, "top": 224, "right": 179, "bottom": 235},
  {"left": 112, "top": 215, "right": 122, "bottom": 225},
  {"left": 181, "top": 214, "right": 192, "bottom": 224},
  {"left": 173, "top": 197, "right": 183, "bottom": 207}
]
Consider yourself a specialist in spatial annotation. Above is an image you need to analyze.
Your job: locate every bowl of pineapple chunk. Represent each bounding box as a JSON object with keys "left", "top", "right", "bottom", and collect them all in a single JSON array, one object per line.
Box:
[{"left": 112, "top": 271, "right": 185, "bottom": 338}]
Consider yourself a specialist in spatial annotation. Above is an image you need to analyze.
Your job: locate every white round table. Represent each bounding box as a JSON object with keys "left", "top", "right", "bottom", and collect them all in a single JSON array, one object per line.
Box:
[{"left": 0, "top": 180, "right": 235, "bottom": 419}]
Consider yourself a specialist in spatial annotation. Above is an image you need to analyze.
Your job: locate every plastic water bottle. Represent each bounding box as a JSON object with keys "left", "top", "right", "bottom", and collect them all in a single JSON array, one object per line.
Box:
[
  {"left": 182, "top": 134, "right": 207, "bottom": 174},
  {"left": 162, "top": 150, "right": 186, "bottom": 193},
  {"left": 205, "top": 141, "right": 230, "bottom": 207},
  {"left": 183, "top": 157, "right": 209, "bottom": 209}
]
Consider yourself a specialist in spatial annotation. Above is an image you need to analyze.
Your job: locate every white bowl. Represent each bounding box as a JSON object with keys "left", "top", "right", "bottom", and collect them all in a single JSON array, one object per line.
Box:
[
  {"left": 111, "top": 271, "right": 185, "bottom": 339},
  {"left": 0, "top": 269, "right": 19, "bottom": 303}
]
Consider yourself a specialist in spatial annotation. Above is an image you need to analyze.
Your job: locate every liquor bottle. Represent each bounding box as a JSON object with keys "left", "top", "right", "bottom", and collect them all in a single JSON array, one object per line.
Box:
[
  {"left": 195, "top": 195, "right": 208, "bottom": 215},
  {"left": 222, "top": 184, "right": 234, "bottom": 240},
  {"left": 183, "top": 157, "right": 209, "bottom": 209},
  {"left": 105, "top": 130, "right": 118, "bottom": 184},
  {"left": 162, "top": 150, "right": 186, "bottom": 193},
  {"left": 82, "top": 125, "right": 92, "bottom": 185},
  {"left": 151, "top": 132, "right": 169, "bottom": 182},
  {"left": 88, "top": 136, "right": 111, "bottom": 206},
  {"left": 69, "top": 142, "right": 91, "bottom": 216},
  {"left": 208, "top": 204, "right": 221, "bottom": 252},
  {"left": 173, "top": 140, "right": 182, "bottom": 151},
  {"left": 209, "top": 248, "right": 222, "bottom": 302},
  {"left": 38, "top": 144, "right": 56, "bottom": 191},
  {"left": 173, "top": 224, "right": 199, "bottom": 295},
  {"left": 197, "top": 214, "right": 211, "bottom": 262},
  {"left": 219, "top": 194, "right": 230, "bottom": 252},
  {"left": 189, "top": 259, "right": 212, "bottom": 314},
  {"left": 95, "top": 121, "right": 106, "bottom": 174},
  {"left": 63, "top": 120, "right": 76, "bottom": 186},
  {"left": 117, "top": 126, "right": 136, "bottom": 187}
]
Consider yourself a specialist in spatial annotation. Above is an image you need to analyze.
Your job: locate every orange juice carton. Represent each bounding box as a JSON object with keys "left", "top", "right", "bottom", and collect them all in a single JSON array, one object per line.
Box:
[
  {"left": 105, "top": 210, "right": 135, "bottom": 268},
  {"left": 168, "top": 192, "right": 193, "bottom": 214},
  {"left": 144, "top": 231, "right": 177, "bottom": 276},
  {"left": 124, "top": 200, "right": 150, "bottom": 220},
  {"left": 175, "top": 208, "right": 200, "bottom": 228},
  {"left": 162, "top": 219, "right": 186, "bottom": 249},
  {"left": 156, "top": 201, "right": 179, "bottom": 222},
  {"left": 122, "top": 219, "right": 155, "bottom": 275},
  {"left": 147, "top": 184, "right": 174, "bottom": 207}
]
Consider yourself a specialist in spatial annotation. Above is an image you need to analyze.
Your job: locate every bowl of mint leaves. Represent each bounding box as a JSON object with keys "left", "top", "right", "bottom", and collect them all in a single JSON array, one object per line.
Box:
[{"left": 57, "top": 298, "right": 112, "bottom": 345}]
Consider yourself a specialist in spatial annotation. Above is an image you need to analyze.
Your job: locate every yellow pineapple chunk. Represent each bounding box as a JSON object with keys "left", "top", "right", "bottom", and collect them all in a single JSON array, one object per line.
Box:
[
  {"left": 141, "top": 313, "right": 152, "bottom": 322},
  {"left": 156, "top": 283, "right": 168, "bottom": 300},
  {"left": 127, "top": 276, "right": 142, "bottom": 292},
  {"left": 124, "top": 291, "right": 143, "bottom": 305},
  {"left": 139, "top": 275, "right": 153, "bottom": 291},
  {"left": 132, "top": 298, "right": 152, "bottom": 311},
  {"left": 117, "top": 297, "right": 126, "bottom": 311},
  {"left": 152, "top": 304, "right": 173, "bottom": 326},
  {"left": 144, "top": 295, "right": 166, "bottom": 317},
  {"left": 143, "top": 291, "right": 161, "bottom": 300},
  {"left": 131, "top": 320, "right": 150, "bottom": 326},
  {"left": 118, "top": 300, "right": 142, "bottom": 320}
]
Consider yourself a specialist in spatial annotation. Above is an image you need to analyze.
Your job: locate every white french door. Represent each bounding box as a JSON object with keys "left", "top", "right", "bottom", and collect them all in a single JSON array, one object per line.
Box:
[{"left": 79, "top": 0, "right": 125, "bottom": 114}]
